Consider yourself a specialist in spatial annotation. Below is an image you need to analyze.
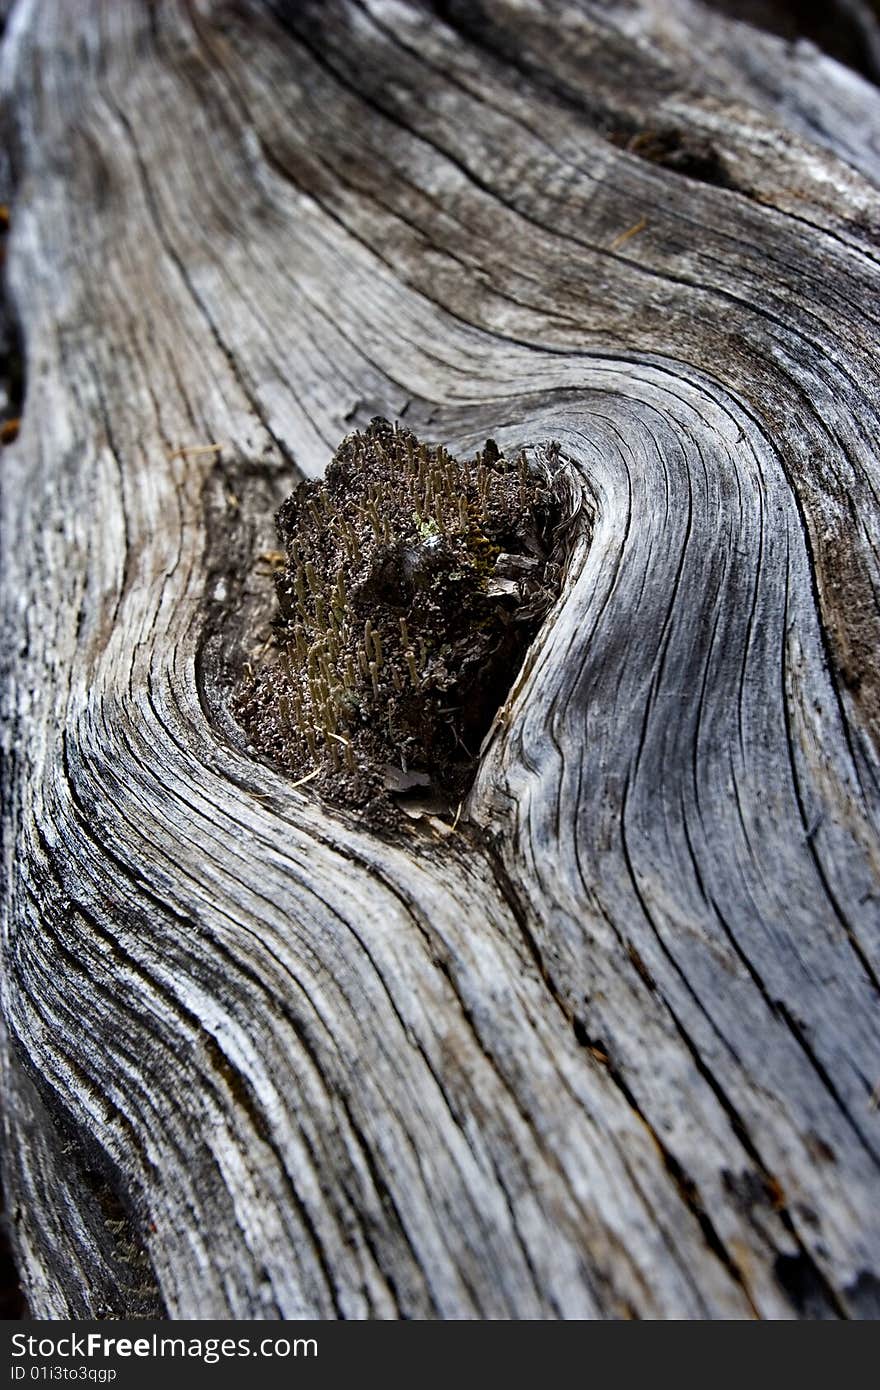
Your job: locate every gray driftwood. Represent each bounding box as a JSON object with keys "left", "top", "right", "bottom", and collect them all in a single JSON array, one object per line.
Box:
[{"left": 2, "top": 0, "right": 880, "bottom": 1319}]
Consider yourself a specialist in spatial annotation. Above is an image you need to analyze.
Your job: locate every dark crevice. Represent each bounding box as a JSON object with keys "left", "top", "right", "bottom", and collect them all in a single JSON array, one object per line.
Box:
[
  {"left": 774, "top": 1252, "right": 841, "bottom": 1319},
  {"left": 0, "top": 1169, "right": 26, "bottom": 1318},
  {"left": 843, "top": 1269, "right": 880, "bottom": 1317},
  {"left": 612, "top": 128, "right": 743, "bottom": 192}
]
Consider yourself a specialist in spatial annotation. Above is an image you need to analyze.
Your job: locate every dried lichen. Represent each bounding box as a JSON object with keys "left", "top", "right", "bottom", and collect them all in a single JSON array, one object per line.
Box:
[{"left": 236, "top": 417, "right": 571, "bottom": 812}]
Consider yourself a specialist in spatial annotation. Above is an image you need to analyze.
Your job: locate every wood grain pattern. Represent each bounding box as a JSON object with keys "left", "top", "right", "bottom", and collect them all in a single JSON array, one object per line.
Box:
[{"left": 2, "top": 0, "right": 880, "bottom": 1318}]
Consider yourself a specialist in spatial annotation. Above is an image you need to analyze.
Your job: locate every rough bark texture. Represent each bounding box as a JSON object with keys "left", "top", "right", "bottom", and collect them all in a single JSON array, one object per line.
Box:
[{"left": 2, "top": 0, "right": 880, "bottom": 1319}]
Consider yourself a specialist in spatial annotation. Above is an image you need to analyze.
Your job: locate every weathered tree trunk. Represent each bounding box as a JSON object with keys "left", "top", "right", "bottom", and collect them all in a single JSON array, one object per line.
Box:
[{"left": 2, "top": 0, "right": 880, "bottom": 1319}]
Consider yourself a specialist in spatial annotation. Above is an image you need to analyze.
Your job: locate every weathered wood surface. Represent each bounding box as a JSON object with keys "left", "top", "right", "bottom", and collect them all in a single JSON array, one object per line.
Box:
[{"left": 2, "top": 0, "right": 880, "bottom": 1318}]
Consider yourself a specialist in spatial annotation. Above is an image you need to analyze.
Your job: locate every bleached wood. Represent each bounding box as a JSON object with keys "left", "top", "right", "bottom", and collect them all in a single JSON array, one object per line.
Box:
[{"left": 2, "top": 0, "right": 880, "bottom": 1318}]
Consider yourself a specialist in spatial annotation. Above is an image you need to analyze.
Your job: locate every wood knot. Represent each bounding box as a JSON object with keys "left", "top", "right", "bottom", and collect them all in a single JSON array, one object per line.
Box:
[{"left": 236, "top": 417, "right": 574, "bottom": 816}]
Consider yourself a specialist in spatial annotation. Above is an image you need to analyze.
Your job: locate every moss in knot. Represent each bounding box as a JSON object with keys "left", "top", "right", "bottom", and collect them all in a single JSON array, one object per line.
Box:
[{"left": 237, "top": 417, "right": 567, "bottom": 811}]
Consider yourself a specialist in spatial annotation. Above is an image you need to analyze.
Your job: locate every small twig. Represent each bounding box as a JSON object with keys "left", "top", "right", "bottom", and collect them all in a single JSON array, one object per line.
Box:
[
  {"left": 608, "top": 216, "right": 647, "bottom": 250},
  {"left": 166, "top": 441, "right": 228, "bottom": 461},
  {"left": 288, "top": 767, "right": 321, "bottom": 790}
]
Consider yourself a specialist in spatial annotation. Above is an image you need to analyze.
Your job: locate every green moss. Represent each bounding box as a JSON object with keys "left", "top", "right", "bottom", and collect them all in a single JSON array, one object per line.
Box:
[{"left": 236, "top": 418, "right": 567, "bottom": 809}]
